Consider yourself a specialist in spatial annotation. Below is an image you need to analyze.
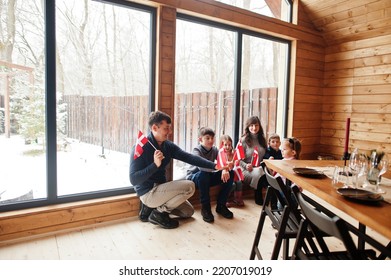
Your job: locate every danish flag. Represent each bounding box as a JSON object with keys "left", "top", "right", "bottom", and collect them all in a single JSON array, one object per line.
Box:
[
  {"left": 233, "top": 140, "right": 245, "bottom": 161},
  {"left": 233, "top": 160, "right": 244, "bottom": 182},
  {"left": 251, "top": 146, "right": 260, "bottom": 167},
  {"left": 133, "top": 130, "right": 149, "bottom": 159},
  {"left": 216, "top": 145, "right": 228, "bottom": 169}
]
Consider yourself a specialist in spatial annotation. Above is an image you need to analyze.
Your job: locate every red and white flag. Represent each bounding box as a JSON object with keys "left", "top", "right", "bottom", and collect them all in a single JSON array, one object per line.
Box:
[
  {"left": 233, "top": 140, "right": 245, "bottom": 161},
  {"left": 133, "top": 130, "right": 148, "bottom": 159},
  {"left": 216, "top": 146, "right": 228, "bottom": 169},
  {"left": 233, "top": 160, "right": 244, "bottom": 182},
  {"left": 251, "top": 146, "right": 260, "bottom": 167}
]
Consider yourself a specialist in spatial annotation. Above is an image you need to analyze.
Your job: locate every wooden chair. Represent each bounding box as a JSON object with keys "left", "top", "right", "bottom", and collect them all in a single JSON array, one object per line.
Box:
[
  {"left": 249, "top": 162, "right": 304, "bottom": 260},
  {"left": 291, "top": 186, "right": 377, "bottom": 260}
]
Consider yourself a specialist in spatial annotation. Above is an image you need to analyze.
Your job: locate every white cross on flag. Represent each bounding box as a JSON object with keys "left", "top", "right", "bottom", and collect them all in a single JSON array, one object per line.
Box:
[
  {"left": 216, "top": 146, "right": 228, "bottom": 169},
  {"left": 251, "top": 146, "right": 260, "bottom": 167},
  {"left": 233, "top": 160, "right": 244, "bottom": 182},
  {"left": 133, "top": 130, "right": 148, "bottom": 159},
  {"left": 233, "top": 140, "right": 245, "bottom": 161}
]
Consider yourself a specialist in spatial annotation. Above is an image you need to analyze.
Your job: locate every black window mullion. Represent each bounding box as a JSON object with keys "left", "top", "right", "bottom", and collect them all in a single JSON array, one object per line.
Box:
[
  {"left": 46, "top": 0, "right": 57, "bottom": 201},
  {"left": 233, "top": 32, "right": 243, "bottom": 145},
  {"left": 149, "top": 8, "right": 157, "bottom": 112},
  {"left": 282, "top": 42, "right": 292, "bottom": 138}
]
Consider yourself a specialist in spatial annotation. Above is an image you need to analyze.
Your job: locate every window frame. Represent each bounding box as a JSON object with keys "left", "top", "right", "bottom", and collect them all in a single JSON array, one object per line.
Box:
[
  {"left": 175, "top": 13, "right": 291, "bottom": 146},
  {"left": 0, "top": 0, "right": 157, "bottom": 212}
]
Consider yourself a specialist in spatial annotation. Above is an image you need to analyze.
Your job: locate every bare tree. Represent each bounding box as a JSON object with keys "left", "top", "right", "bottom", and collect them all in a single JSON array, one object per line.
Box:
[
  {"left": 0, "top": 0, "right": 16, "bottom": 62},
  {"left": 61, "top": 0, "right": 94, "bottom": 95},
  {"left": 103, "top": 5, "right": 117, "bottom": 96}
]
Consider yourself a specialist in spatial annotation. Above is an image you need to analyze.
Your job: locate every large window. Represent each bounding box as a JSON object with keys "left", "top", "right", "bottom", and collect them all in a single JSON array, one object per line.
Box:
[
  {"left": 55, "top": 0, "right": 154, "bottom": 196},
  {"left": 239, "top": 34, "right": 289, "bottom": 138},
  {"left": 175, "top": 19, "right": 236, "bottom": 151},
  {"left": 0, "top": 0, "right": 155, "bottom": 210},
  {"left": 0, "top": 0, "right": 47, "bottom": 205},
  {"left": 174, "top": 16, "right": 290, "bottom": 179},
  {"left": 174, "top": 18, "right": 236, "bottom": 179}
]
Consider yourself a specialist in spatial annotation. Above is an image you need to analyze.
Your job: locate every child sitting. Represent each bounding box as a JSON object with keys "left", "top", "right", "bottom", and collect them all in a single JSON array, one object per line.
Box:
[
  {"left": 281, "top": 137, "right": 301, "bottom": 161},
  {"left": 264, "top": 133, "right": 283, "bottom": 160},
  {"left": 271, "top": 137, "right": 302, "bottom": 179},
  {"left": 186, "top": 127, "right": 234, "bottom": 223},
  {"left": 219, "top": 135, "right": 245, "bottom": 208},
  {"left": 277, "top": 137, "right": 303, "bottom": 201}
]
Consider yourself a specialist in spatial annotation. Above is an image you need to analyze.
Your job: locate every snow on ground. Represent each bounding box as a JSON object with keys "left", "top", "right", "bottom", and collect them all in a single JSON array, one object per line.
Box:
[{"left": 0, "top": 135, "right": 130, "bottom": 202}]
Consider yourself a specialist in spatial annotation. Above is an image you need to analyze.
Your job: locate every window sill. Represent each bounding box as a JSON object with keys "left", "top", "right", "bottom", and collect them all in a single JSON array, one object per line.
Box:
[{"left": 0, "top": 194, "right": 139, "bottom": 245}]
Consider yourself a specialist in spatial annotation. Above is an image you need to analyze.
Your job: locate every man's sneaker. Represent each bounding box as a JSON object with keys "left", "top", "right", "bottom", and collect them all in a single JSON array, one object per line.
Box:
[
  {"left": 148, "top": 209, "right": 179, "bottom": 229},
  {"left": 216, "top": 204, "right": 234, "bottom": 219},
  {"left": 201, "top": 206, "right": 214, "bottom": 223},
  {"left": 139, "top": 202, "right": 153, "bottom": 222}
]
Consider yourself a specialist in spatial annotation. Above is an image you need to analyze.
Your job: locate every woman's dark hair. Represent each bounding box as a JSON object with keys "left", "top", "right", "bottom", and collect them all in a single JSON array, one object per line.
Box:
[
  {"left": 148, "top": 111, "right": 172, "bottom": 128},
  {"left": 242, "top": 116, "right": 267, "bottom": 148}
]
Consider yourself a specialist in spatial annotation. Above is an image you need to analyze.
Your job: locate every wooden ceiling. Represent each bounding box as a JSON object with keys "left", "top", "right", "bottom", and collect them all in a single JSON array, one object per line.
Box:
[{"left": 299, "top": 0, "right": 391, "bottom": 45}]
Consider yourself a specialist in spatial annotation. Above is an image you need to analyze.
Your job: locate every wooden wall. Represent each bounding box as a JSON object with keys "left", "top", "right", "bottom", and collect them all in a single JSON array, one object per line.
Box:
[
  {"left": 157, "top": 5, "right": 176, "bottom": 120},
  {"left": 290, "top": 38, "right": 325, "bottom": 159},
  {"left": 299, "top": 0, "right": 391, "bottom": 160},
  {"left": 322, "top": 34, "right": 391, "bottom": 159},
  {"left": 289, "top": 0, "right": 324, "bottom": 159}
]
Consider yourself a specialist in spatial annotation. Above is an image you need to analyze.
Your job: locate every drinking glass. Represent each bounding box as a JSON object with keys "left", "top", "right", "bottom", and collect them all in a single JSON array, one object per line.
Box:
[
  {"left": 376, "top": 154, "right": 389, "bottom": 193},
  {"left": 332, "top": 166, "right": 349, "bottom": 188},
  {"left": 356, "top": 153, "right": 368, "bottom": 188},
  {"left": 349, "top": 148, "right": 359, "bottom": 188}
]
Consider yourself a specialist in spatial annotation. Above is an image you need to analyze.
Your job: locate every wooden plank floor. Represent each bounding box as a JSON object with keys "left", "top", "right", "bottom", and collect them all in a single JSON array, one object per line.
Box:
[
  {"left": 0, "top": 199, "right": 269, "bottom": 260},
  {"left": 0, "top": 196, "right": 388, "bottom": 260}
]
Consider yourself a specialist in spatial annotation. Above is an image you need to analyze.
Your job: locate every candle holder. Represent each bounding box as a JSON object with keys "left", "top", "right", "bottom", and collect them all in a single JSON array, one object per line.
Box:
[
  {"left": 341, "top": 117, "right": 351, "bottom": 175},
  {"left": 340, "top": 152, "right": 352, "bottom": 176},
  {"left": 343, "top": 151, "right": 350, "bottom": 165}
]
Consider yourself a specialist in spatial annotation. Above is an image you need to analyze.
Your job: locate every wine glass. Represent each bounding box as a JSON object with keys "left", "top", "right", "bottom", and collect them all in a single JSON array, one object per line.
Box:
[
  {"left": 376, "top": 154, "right": 389, "bottom": 194},
  {"left": 332, "top": 165, "right": 350, "bottom": 187},
  {"left": 356, "top": 153, "right": 368, "bottom": 188},
  {"left": 349, "top": 148, "right": 359, "bottom": 188}
]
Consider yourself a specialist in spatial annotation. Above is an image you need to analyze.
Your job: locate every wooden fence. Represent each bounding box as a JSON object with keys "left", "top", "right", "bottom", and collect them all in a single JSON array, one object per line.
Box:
[
  {"left": 174, "top": 88, "right": 277, "bottom": 152},
  {"left": 63, "top": 95, "right": 150, "bottom": 154},
  {"left": 62, "top": 87, "right": 277, "bottom": 154}
]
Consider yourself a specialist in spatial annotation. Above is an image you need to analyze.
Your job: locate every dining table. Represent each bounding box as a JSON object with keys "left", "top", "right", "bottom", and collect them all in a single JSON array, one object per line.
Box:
[{"left": 263, "top": 159, "right": 391, "bottom": 258}]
